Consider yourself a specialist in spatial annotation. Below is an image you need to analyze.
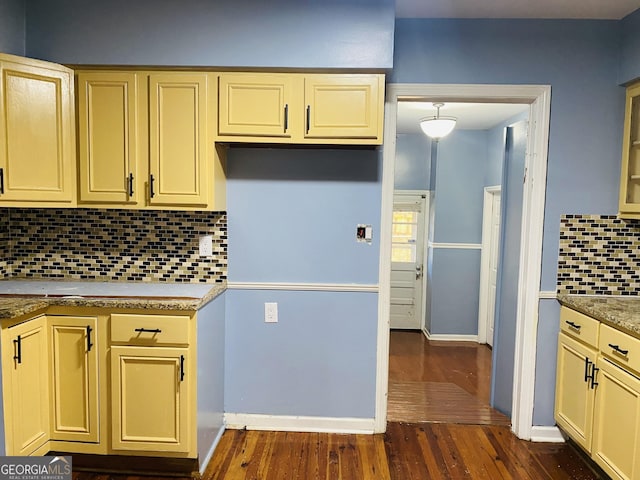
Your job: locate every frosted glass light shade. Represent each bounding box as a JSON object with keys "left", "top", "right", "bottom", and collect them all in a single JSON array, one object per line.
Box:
[{"left": 419, "top": 117, "right": 457, "bottom": 139}]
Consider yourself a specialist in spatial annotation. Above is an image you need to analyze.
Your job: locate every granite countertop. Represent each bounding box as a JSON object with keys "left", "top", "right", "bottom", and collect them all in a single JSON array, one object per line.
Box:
[
  {"left": 557, "top": 294, "right": 640, "bottom": 338},
  {"left": 0, "top": 280, "right": 226, "bottom": 320}
]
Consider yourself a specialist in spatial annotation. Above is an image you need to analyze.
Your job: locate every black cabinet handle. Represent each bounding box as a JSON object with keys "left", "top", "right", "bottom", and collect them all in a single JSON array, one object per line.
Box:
[
  {"left": 13, "top": 335, "right": 21, "bottom": 364},
  {"left": 584, "top": 358, "right": 592, "bottom": 383},
  {"left": 0, "top": 167, "right": 4, "bottom": 194},
  {"left": 87, "top": 325, "right": 93, "bottom": 352},
  {"left": 180, "top": 355, "right": 185, "bottom": 382},
  {"left": 590, "top": 366, "right": 599, "bottom": 389},
  {"left": 149, "top": 174, "right": 155, "bottom": 198},
  {"left": 565, "top": 320, "right": 581, "bottom": 330},
  {"left": 608, "top": 343, "right": 629, "bottom": 356},
  {"left": 306, "top": 105, "right": 311, "bottom": 134},
  {"left": 128, "top": 173, "right": 134, "bottom": 197},
  {"left": 134, "top": 327, "right": 162, "bottom": 334},
  {"left": 284, "top": 104, "right": 289, "bottom": 132}
]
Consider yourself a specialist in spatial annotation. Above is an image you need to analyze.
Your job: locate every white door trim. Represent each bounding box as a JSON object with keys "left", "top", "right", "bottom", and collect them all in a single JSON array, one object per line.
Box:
[
  {"left": 478, "top": 185, "right": 502, "bottom": 345},
  {"left": 375, "top": 83, "right": 551, "bottom": 440}
]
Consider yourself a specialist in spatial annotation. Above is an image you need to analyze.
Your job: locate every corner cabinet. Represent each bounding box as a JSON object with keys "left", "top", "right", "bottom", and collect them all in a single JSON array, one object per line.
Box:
[
  {"left": 76, "top": 70, "right": 225, "bottom": 210},
  {"left": 619, "top": 82, "right": 640, "bottom": 219},
  {"left": 217, "top": 72, "right": 384, "bottom": 145},
  {"left": 0, "top": 54, "right": 75, "bottom": 206}
]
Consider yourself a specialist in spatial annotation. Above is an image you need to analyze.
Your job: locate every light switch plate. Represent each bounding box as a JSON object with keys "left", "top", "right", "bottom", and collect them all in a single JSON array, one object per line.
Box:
[
  {"left": 265, "top": 302, "right": 278, "bottom": 323},
  {"left": 199, "top": 235, "right": 213, "bottom": 257}
]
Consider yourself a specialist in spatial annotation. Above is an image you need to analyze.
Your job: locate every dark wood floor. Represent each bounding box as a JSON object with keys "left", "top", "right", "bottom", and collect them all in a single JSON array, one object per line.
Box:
[
  {"left": 73, "top": 331, "right": 603, "bottom": 480},
  {"left": 388, "top": 330, "right": 509, "bottom": 425}
]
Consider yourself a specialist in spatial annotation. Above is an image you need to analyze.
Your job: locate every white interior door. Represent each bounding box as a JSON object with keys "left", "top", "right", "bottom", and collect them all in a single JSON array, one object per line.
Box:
[
  {"left": 479, "top": 187, "right": 502, "bottom": 346},
  {"left": 390, "top": 193, "right": 428, "bottom": 330}
]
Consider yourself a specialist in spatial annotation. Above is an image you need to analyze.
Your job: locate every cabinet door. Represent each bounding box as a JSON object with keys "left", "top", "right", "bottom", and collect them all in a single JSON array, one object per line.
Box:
[
  {"left": 1, "top": 316, "right": 50, "bottom": 455},
  {"left": 304, "top": 74, "right": 382, "bottom": 141},
  {"left": 49, "top": 316, "right": 99, "bottom": 443},
  {"left": 555, "top": 332, "right": 597, "bottom": 451},
  {"left": 619, "top": 83, "right": 640, "bottom": 218},
  {"left": 111, "top": 345, "right": 190, "bottom": 453},
  {"left": 77, "top": 72, "right": 139, "bottom": 204},
  {"left": 591, "top": 358, "right": 640, "bottom": 480},
  {"left": 0, "top": 56, "right": 74, "bottom": 203},
  {"left": 148, "top": 73, "right": 208, "bottom": 207},
  {"left": 218, "top": 74, "right": 297, "bottom": 137}
]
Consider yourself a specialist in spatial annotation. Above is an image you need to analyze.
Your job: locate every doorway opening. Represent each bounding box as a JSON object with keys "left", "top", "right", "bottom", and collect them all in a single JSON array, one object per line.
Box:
[{"left": 375, "top": 84, "right": 551, "bottom": 441}]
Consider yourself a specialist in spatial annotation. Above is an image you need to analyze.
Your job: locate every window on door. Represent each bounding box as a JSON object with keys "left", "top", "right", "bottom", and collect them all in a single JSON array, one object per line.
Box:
[{"left": 391, "top": 210, "right": 418, "bottom": 263}]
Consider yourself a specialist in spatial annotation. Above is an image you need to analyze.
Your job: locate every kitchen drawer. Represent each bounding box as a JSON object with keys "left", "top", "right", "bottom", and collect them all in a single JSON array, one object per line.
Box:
[
  {"left": 599, "top": 324, "right": 640, "bottom": 375},
  {"left": 110, "top": 314, "right": 190, "bottom": 346},
  {"left": 560, "top": 307, "right": 600, "bottom": 348}
]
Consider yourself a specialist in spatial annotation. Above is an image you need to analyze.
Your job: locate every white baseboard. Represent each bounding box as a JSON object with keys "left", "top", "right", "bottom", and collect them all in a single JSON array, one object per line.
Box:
[
  {"left": 224, "top": 413, "right": 375, "bottom": 434},
  {"left": 424, "top": 330, "right": 479, "bottom": 342},
  {"left": 199, "top": 425, "right": 226, "bottom": 475},
  {"left": 529, "top": 426, "right": 565, "bottom": 443}
]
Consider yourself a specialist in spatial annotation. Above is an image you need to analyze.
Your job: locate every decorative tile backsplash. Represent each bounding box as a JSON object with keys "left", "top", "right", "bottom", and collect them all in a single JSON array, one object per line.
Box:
[
  {"left": 558, "top": 214, "right": 640, "bottom": 295},
  {"left": 1, "top": 208, "right": 226, "bottom": 283},
  {"left": 0, "top": 210, "right": 8, "bottom": 279}
]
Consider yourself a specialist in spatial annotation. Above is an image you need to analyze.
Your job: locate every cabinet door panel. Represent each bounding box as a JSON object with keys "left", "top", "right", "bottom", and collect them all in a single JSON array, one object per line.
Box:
[
  {"left": 111, "top": 345, "right": 189, "bottom": 452},
  {"left": 304, "top": 74, "right": 382, "bottom": 140},
  {"left": 1, "top": 316, "right": 50, "bottom": 455},
  {"left": 219, "top": 74, "right": 295, "bottom": 137},
  {"left": 148, "top": 73, "right": 208, "bottom": 206},
  {"left": 555, "top": 333, "right": 597, "bottom": 451},
  {"left": 50, "top": 316, "right": 99, "bottom": 442},
  {"left": 0, "top": 60, "right": 73, "bottom": 202},
  {"left": 592, "top": 358, "right": 640, "bottom": 480},
  {"left": 78, "top": 72, "right": 138, "bottom": 204}
]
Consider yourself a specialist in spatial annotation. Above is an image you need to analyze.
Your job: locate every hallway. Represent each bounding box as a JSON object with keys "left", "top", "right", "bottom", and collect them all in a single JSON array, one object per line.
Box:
[{"left": 387, "top": 330, "right": 510, "bottom": 425}]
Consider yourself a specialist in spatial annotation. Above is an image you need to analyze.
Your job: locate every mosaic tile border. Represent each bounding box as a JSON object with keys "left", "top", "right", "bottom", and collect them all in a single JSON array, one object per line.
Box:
[
  {"left": 557, "top": 214, "right": 640, "bottom": 295},
  {"left": 2, "top": 208, "right": 227, "bottom": 283}
]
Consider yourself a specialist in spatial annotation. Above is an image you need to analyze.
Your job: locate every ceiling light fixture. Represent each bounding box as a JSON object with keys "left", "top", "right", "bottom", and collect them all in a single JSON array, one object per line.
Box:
[{"left": 419, "top": 102, "right": 457, "bottom": 140}]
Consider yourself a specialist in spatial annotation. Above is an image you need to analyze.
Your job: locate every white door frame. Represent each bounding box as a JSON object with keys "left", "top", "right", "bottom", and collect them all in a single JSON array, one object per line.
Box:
[
  {"left": 375, "top": 83, "right": 551, "bottom": 440},
  {"left": 478, "top": 185, "right": 502, "bottom": 345},
  {"left": 391, "top": 190, "right": 430, "bottom": 331}
]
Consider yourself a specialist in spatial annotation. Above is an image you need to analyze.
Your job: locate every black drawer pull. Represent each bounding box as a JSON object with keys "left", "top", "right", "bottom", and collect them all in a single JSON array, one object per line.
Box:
[
  {"left": 149, "top": 174, "right": 155, "bottom": 198},
  {"left": 590, "top": 366, "right": 599, "bottom": 389},
  {"left": 13, "top": 335, "right": 21, "bottom": 364},
  {"left": 180, "top": 355, "right": 185, "bottom": 382},
  {"left": 284, "top": 104, "right": 289, "bottom": 132},
  {"left": 306, "top": 105, "right": 310, "bottom": 134},
  {"left": 565, "top": 320, "right": 581, "bottom": 330},
  {"left": 134, "top": 328, "right": 162, "bottom": 334},
  {"left": 128, "top": 173, "right": 134, "bottom": 197},
  {"left": 0, "top": 167, "right": 4, "bottom": 194},
  {"left": 87, "top": 325, "right": 93, "bottom": 352},
  {"left": 608, "top": 343, "right": 629, "bottom": 356},
  {"left": 584, "top": 358, "right": 592, "bottom": 382}
]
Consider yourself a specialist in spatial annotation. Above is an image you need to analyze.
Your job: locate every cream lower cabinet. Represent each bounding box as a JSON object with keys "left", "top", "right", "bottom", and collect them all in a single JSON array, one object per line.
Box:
[
  {"left": 555, "top": 332, "right": 597, "bottom": 451},
  {"left": 49, "top": 315, "right": 99, "bottom": 443},
  {"left": 0, "top": 315, "right": 50, "bottom": 455},
  {"left": 591, "top": 357, "right": 640, "bottom": 480},
  {"left": 111, "top": 346, "right": 190, "bottom": 453}
]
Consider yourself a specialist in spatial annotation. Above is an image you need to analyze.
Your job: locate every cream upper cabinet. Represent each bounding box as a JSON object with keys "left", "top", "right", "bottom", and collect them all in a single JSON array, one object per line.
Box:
[
  {"left": 77, "top": 72, "right": 140, "bottom": 205},
  {"left": 218, "top": 73, "right": 299, "bottom": 138},
  {"left": 148, "top": 73, "right": 209, "bottom": 207},
  {"left": 49, "top": 315, "right": 99, "bottom": 443},
  {"left": 0, "top": 54, "right": 75, "bottom": 206},
  {"left": 217, "top": 72, "right": 384, "bottom": 145},
  {"left": 76, "top": 70, "right": 225, "bottom": 211},
  {"left": 304, "top": 74, "right": 383, "bottom": 140},
  {"left": 591, "top": 358, "right": 640, "bottom": 480},
  {"left": 619, "top": 82, "right": 640, "bottom": 219},
  {"left": 1, "top": 315, "right": 50, "bottom": 455}
]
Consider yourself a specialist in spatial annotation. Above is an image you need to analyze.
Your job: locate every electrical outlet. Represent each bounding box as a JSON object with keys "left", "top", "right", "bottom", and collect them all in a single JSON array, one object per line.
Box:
[
  {"left": 199, "top": 235, "right": 213, "bottom": 257},
  {"left": 265, "top": 302, "right": 278, "bottom": 323}
]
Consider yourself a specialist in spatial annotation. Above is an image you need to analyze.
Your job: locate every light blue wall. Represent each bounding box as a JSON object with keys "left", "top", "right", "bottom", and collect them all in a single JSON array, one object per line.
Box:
[
  {"left": 197, "top": 293, "right": 225, "bottom": 465},
  {"left": 227, "top": 148, "right": 381, "bottom": 284},
  {"left": 225, "top": 289, "right": 377, "bottom": 417},
  {"left": 25, "top": 0, "right": 394, "bottom": 68},
  {"left": 225, "top": 147, "right": 381, "bottom": 418},
  {"left": 620, "top": 8, "right": 640, "bottom": 84},
  {"left": 533, "top": 299, "right": 561, "bottom": 426},
  {"left": 0, "top": 0, "right": 25, "bottom": 55},
  {"left": 394, "top": 133, "right": 431, "bottom": 190},
  {"left": 428, "top": 130, "right": 488, "bottom": 335},
  {"left": 393, "top": 18, "right": 623, "bottom": 422},
  {"left": 485, "top": 110, "right": 529, "bottom": 187},
  {"left": 491, "top": 121, "right": 527, "bottom": 416}
]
